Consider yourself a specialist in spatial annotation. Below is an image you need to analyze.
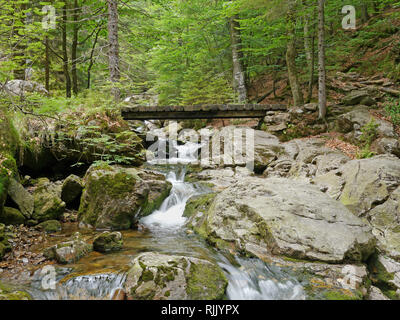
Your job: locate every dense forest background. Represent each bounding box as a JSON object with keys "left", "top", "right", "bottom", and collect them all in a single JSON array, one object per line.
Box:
[{"left": 1, "top": 0, "right": 399, "bottom": 109}]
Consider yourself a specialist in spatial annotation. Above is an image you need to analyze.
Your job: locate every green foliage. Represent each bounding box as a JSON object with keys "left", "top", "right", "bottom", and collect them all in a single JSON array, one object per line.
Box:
[
  {"left": 356, "top": 119, "right": 379, "bottom": 159},
  {"left": 385, "top": 99, "right": 400, "bottom": 127}
]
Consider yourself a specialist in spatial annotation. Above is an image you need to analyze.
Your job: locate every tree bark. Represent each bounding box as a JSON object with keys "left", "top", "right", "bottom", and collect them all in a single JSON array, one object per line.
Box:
[
  {"left": 303, "top": 8, "right": 315, "bottom": 103},
  {"left": 318, "top": 0, "right": 326, "bottom": 119},
  {"left": 45, "top": 36, "right": 50, "bottom": 93},
  {"left": 71, "top": 0, "right": 79, "bottom": 95},
  {"left": 62, "top": 2, "right": 72, "bottom": 98},
  {"left": 229, "top": 15, "right": 247, "bottom": 103},
  {"left": 87, "top": 27, "right": 102, "bottom": 89},
  {"left": 107, "top": 0, "right": 120, "bottom": 101},
  {"left": 286, "top": 0, "right": 304, "bottom": 107}
]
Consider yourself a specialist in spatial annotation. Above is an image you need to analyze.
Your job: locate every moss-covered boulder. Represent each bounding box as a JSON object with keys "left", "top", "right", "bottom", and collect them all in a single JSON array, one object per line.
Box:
[
  {"left": 0, "top": 207, "right": 25, "bottom": 225},
  {"left": 37, "top": 220, "right": 62, "bottom": 233},
  {"left": 93, "top": 231, "right": 123, "bottom": 253},
  {"left": 32, "top": 178, "right": 65, "bottom": 222},
  {"left": 61, "top": 175, "right": 83, "bottom": 207},
  {"left": 43, "top": 232, "right": 92, "bottom": 264},
  {"left": 0, "top": 223, "right": 11, "bottom": 260},
  {"left": 7, "top": 178, "right": 34, "bottom": 219},
  {"left": 0, "top": 281, "right": 31, "bottom": 300},
  {"left": 78, "top": 164, "right": 171, "bottom": 230},
  {"left": 124, "top": 252, "right": 228, "bottom": 300}
]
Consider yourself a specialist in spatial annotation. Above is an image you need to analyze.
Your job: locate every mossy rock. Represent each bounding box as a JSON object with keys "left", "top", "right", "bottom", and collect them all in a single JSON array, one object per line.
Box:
[
  {"left": 125, "top": 252, "right": 228, "bottom": 300},
  {"left": 37, "top": 220, "right": 62, "bottom": 233},
  {"left": 0, "top": 207, "right": 26, "bottom": 225},
  {"left": 32, "top": 180, "right": 65, "bottom": 222},
  {"left": 61, "top": 174, "right": 83, "bottom": 206},
  {"left": 0, "top": 281, "right": 31, "bottom": 300},
  {"left": 183, "top": 193, "right": 216, "bottom": 218},
  {"left": 93, "top": 231, "right": 123, "bottom": 253}
]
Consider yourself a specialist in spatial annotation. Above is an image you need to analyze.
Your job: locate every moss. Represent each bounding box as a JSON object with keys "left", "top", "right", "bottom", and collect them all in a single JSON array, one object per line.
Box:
[
  {"left": 186, "top": 262, "right": 228, "bottom": 300},
  {"left": 0, "top": 207, "right": 26, "bottom": 225},
  {"left": 323, "top": 290, "right": 362, "bottom": 300},
  {"left": 367, "top": 253, "right": 396, "bottom": 294},
  {"left": 37, "top": 220, "right": 62, "bottom": 233},
  {"left": 0, "top": 281, "right": 31, "bottom": 300},
  {"left": 183, "top": 193, "right": 216, "bottom": 218},
  {"left": 165, "top": 290, "right": 170, "bottom": 297},
  {"left": 142, "top": 269, "right": 155, "bottom": 282},
  {"left": 141, "top": 182, "right": 172, "bottom": 217}
]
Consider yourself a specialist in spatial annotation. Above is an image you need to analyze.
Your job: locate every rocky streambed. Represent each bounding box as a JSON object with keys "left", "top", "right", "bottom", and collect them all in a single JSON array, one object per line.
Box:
[{"left": 1, "top": 109, "right": 400, "bottom": 300}]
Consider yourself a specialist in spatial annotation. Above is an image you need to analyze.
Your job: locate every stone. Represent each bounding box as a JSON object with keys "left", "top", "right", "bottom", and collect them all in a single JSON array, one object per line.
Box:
[
  {"left": 93, "top": 231, "right": 123, "bottom": 253},
  {"left": 190, "top": 177, "right": 375, "bottom": 263},
  {"left": 61, "top": 175, "right": 83, "bottom": 206},
  {"left": 367, "top": 286, "right": 390, "bottom": 300},
  {"left": 36, "top": 220, "right": 62, "bottom": 233},
  {"left": 314, "top": 154, "right": 400, "bottom": 217},
  {"left": 43, "top": 232, "right": 92, "bottom": 264},
  {"left": 0, "top": 207, "right": 25, "bottom": 225},
  {"left": 32, "top": 178, "right": 65, "bottom": 222},
  {"left": 342, "top": 90, "right": 374, "bottom": 106},
  {"left": 7, "top": 178, "right": 34, "bottom": 218},
  {"left": 4, "top": 80, "right": 48, "bottom": 96},
  {"left": 304, "top": 103, "right": 318, "bottom": 112},
  {"left": 78, "top": 164, "right": 172, "bottom": 230},
  {"left": 368, "top": 254, "right": 400, "bottom": 299},
  {"left": 371, "top": 137, "right": 400, "bottom": 157},
  {"left": 124, "top": 252, "right": 228, "bottom": 300}
]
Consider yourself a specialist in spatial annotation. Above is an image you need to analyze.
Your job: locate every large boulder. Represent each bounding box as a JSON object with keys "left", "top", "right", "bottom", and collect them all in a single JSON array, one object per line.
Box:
[
  {"left": 3, "top": 80, "right": 48, "bottom": 96},
  {"left": 36, "top": 220, "right": 62, "bottom": 233},
  {"left": 61, "top": 174, "right": 83, "bottom": 207},
  {"left": 32, "top": 178, "right": 65, "bottom": 222},
  {"left": 0, "top": 207, "right": 25, "bottom": 225},
  {"left": 189, "top": 177, "right": 375, "bottom": 263},
  {"left": 368, "top": 254, "right": 400, "bottom": 299},
  {"left": 43, "top": 232, "right": 92, "bottom": 264},
  {"left": 78, "top": 164, "right": 172, "bottom": 230},
  {"left": 341, "top": 90, "right": 375, "bottom": 106},
  {"left": 314, "top": 155, "right": 400, "bottom": 216},
  {"left": 124, "top": 252, "right": 228, "bottom": 300},
  {"left": 7, "top": 178, "right": 34, "bottom": 218}
]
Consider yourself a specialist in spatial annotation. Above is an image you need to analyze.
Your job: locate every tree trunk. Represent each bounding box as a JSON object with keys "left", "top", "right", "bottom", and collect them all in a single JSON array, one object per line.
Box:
[
  {"left": 303, "top": 9, "right": 315, "bottom": 103},
  {"left": 71, "top": 0, "right": 79, "bottom": 95},
  {"left": 107, "top": 0, "right": 120, "bottom": 101},
  {"left": 45, "top": 36, "right": 50, "bottom": 93},
  {"left": 318, "top": 0, "right": 326, "bottom": 119},
  {"left": 286, "top": 0, "right": 304, "bottom": 107},
  {"left": 13, "top": 2, "right": 27, "bottom": 80},
  {"left": 62, "top": 3, "right": 72, "bottom": 98},
  {"left": 229, "top": 15, "right": 247, "bottom": 103},
  {"left": 360, "top": 4, "right": 370, "bottom": 23},
  {"left": 87, "top": 27, "right": 102, "bottom": 89}
]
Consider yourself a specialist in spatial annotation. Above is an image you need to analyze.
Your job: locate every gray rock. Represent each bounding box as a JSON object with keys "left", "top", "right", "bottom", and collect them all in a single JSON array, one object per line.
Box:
[
  {"left": 124, "top": 252, "right": 228, "bottom": 300},
  {"left": 93, "top": 231, "right": 123, "bottom": 253},
  {"left": 367, "top": 286, "right": 389, "bottom": 300},
  {"left": 4, "top": 80, "right": 48, "bottom": 96},
  {"left": 191, "top": 177, "right": 375, "bottom": 263},
  {"left": 372, "top": 137, "right": 400, "bottom": 157},
  {"left": 32, "top": 178, "right": 65, "bottom": 222},
  {"left": 78, "top": 164, "right": 172, "bottom": 230},
  {"left": 61, "top": 175, "right": 83, "bottom": 206},
  {"left": 342, "top": 90, "right": 374, "bottom": 106},
  {"left": 7, "top": 178, "right": 34, "bottom": 218}
]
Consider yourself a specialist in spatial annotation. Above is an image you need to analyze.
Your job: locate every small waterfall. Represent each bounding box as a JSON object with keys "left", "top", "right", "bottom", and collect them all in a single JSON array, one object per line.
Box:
[
  {"left": 219, "top": 257, "right": 305, "bottom": 300},
  {"left": 28, "top": 270, "right": 126, "bottom": 300}
]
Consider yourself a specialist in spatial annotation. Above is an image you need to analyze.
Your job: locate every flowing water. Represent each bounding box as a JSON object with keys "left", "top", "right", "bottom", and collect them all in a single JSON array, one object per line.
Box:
[{"left": 5, "top": 140, "right": 305, "bottom": 300}]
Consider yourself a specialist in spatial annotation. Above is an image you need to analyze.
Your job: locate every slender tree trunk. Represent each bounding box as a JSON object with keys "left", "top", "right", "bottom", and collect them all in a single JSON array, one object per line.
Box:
[
  {"left": 318, "top": 0, "right": 326, "bottom": 119},
  {"left": 229, "top": 15, "right": 247, "bottom": 103},
  {"left": 87, "top": 27, "right": 101, "bottom": 89},
  {"left": 360, "top": 4, "right": 370, "bottom": 23},
  {"left": 303, "top": 10, "right": 315, "bottom": 103},
  {"left": 62, "top": 3, "right": 72, "bottom": 98},
  {"left": 71, "top": 0, "right": 79, "bottom": 95},
  {"left": 286, "top": 0, "right": 304, "bottom": 107},
  {"left": 13, "top": 2, "right": 27, "bottom": 80},
  {"left": 107, "top": 0, "right": 120, "bottom": 101},
  {"left": 45, "top": 36, "right": 50, "bottom": 93}
]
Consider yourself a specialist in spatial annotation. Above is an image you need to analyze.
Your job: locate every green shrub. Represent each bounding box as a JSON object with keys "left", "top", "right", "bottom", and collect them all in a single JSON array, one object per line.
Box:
[{"left": 385, "top": 99, "right": 400, "bottom": 127}]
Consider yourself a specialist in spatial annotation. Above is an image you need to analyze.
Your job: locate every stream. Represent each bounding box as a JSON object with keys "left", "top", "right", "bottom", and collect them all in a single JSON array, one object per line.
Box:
[{"left": 5, "top": 140, "right": 305, "bottom": 300}]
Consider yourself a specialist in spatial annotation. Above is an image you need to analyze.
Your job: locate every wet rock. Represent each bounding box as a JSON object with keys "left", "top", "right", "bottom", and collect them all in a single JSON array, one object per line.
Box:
[
  {"left": 0, "top": 281, "right": 31, "bottom": 300},
  {"left": 44, "top": 232, "right": 92, "bottom": 264},
  {"left": 124, "top": 252, "right": 228, "bottom": 300},
  {"left": 32, "top": 178, "right": 65, "bottom": 222},
  {"left": 93, "top": 231, "right": 123, "bottom": 253},
  {"left": 7, "top": 178, "right": 34, "bottom": 218},
  {"left": 0, "top": 207, "right": 25, "bottom": 226},
  {"left": 61, "top": 175, "right": 83, "bottom": 207},
  {"left": 36, "top": 220, "right": 62, "bottom": 233},
  {"left": 78, "top": 164, "right": 172, "bottom": 230},
  {"left": 190, "top": 177, "right": 375, "bottom": 263}
]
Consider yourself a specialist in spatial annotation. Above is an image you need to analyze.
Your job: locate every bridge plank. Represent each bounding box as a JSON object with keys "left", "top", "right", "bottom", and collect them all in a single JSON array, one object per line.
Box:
[{"left": 121, "top": 104, "right": 286, "bottom": 120}]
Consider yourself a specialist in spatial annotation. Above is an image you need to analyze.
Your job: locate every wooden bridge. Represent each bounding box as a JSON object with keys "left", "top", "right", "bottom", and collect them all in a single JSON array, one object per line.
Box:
[{"left": 121, "top": 104, "right": 287, "bottom": 120}]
